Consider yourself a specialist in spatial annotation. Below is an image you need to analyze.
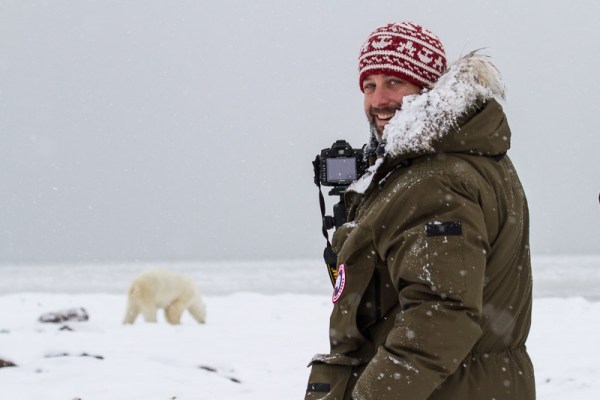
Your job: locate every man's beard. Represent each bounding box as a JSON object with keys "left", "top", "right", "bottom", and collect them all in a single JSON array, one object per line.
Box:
[
  {"left": 368, "top": 118, "right": 381, "bottom": 142},
  {"left": 366, "top": 106, "right": 399, "bottom": 141}
]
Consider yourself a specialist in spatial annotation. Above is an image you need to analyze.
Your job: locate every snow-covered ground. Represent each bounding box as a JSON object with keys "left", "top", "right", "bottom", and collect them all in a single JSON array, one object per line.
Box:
[{"left": 1, "top": 256, "right": 599, "bottom": 399}]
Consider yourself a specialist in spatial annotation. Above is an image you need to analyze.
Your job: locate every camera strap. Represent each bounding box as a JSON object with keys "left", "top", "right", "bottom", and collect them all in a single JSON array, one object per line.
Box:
[{"left": 313, "top": 156, "right": 339, "bottom": 287}]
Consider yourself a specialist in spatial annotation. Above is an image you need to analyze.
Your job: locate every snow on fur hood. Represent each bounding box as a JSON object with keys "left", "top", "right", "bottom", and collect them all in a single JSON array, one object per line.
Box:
[
  {"left": 349, "top": 52, "right": 506, "bottom": 194},
  {"left": 383, "top": 51, "right": 505, "bottom": 157}
]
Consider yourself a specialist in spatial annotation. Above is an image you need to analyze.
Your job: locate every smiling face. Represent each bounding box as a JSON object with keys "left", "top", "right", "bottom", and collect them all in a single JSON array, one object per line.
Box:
[{"left": 362, "top": 74, "right": 422, "bottom": 140}]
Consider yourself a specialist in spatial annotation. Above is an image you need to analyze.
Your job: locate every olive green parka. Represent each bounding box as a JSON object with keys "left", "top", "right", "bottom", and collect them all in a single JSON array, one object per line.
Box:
[{"left": 305, "top": 54, "right": 535, "bottom": 400}]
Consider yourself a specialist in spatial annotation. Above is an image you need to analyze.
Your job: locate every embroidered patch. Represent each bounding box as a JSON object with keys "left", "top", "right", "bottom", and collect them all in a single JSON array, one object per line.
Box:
[
  {"left": 332, "top": 264, "right": 346, "bottom": 303},
  {"left": 307, "top": 383, "right": 331, "bottom": 393},
  {"left": 426, "top": 221, "right": 462, "bottom": 237}
]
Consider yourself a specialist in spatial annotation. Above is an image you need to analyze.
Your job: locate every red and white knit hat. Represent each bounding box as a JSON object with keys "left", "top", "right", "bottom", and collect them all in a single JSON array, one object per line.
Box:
[{"left": 358, "top": 22, "right": 447, "bottom": 90}]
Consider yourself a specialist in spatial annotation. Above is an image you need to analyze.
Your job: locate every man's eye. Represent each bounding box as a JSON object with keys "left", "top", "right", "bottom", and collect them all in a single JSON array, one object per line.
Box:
[
  {"left": 389, "top": 79, "right": 402, "bottom": 86},
  {"left": 363, "top": 83, "right": 375, "bottom": 93}
]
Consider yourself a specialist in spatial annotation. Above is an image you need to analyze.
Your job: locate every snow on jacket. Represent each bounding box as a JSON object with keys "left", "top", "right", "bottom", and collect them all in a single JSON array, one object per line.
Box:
[{"left": 305, "top": 53, "right": 535, "bottom": 400}]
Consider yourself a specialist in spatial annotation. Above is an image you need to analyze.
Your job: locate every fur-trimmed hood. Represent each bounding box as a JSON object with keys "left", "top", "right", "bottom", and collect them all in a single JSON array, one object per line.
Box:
[
  {"left": 382, "top": 51, "right": 507, "bottom": 158},
  {"left": 351, "top": 53, "right": 510, "bottom": 194}
]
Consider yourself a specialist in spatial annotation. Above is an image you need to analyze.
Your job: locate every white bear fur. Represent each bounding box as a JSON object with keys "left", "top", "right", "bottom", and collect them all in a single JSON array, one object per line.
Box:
[{"left": 123, "top": 268, "right": 206, "bottom": 325}]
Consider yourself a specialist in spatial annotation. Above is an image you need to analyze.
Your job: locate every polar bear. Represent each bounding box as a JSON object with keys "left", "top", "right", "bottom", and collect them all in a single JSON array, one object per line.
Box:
[{"left": 123, "top": 268, "right": 206, "bottom": 325}]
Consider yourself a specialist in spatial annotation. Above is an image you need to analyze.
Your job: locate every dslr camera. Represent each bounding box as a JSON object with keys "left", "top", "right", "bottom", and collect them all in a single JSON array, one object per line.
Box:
[
  {"left": 316, "top": 140, "right": 367, "bottom": 192},
  {"left": 313, "top": 139, "right": 367, "bottom": 286},
  {"left": 313, "top": 139, "right": 367, "bottom": 229}
]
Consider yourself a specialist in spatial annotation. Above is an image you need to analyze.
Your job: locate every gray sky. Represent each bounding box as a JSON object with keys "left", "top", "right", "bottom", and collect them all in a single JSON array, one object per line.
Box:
[{"left": 1, "top": 0, "right": 598, "bottom": 264}]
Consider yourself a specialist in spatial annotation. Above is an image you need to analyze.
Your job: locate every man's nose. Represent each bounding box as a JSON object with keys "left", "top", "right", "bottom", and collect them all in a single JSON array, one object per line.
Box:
[{"left": 370, "top": 87, "right": 391, "bottom": 108}]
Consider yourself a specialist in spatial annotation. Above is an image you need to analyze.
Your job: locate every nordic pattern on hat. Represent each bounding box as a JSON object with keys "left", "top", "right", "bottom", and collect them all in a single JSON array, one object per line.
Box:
[{"left": 359, "top": 22, "right": 447, "bottom": 89}]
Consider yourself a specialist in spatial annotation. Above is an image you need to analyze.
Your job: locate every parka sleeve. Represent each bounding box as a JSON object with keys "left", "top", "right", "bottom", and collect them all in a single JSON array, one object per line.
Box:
[{"left": 352, "top": 171, "right": 490, "bottom": 400}]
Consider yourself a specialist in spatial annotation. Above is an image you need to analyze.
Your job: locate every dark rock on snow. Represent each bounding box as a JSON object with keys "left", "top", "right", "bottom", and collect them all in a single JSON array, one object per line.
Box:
[
  {"left": 0, "top": 358, "right": 17, "bottom": 368},
  {"left": 38, "top": 307, "right": 89, "bottom": 323}
]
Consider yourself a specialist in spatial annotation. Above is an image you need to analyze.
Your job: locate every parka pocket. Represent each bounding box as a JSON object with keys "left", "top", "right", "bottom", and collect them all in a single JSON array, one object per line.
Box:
[
  {"left": 397, "top": 221, "right": 467, "bottom": 298},
  {"left": 305, "top": 354, "right": 365, "bottom": 400},
  {"left": 423, "top": 222, "right": 466, "bottom": 297}
]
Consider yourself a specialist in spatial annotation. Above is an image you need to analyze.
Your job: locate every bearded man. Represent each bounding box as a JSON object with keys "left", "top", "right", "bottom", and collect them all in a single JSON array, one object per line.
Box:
[{"left": 305, "top": 22, "right": 535, "bottom": 400}]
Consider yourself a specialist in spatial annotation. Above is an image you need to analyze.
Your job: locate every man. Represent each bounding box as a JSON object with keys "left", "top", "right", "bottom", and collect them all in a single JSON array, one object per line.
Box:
[{"left": 305, "top": 22, "right": 535, "bottom": 399}]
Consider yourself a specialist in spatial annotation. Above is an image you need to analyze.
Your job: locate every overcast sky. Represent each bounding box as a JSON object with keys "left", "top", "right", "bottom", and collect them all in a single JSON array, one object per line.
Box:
[{"left": 1, "top": 0, "right": 598, "bottom": 265}]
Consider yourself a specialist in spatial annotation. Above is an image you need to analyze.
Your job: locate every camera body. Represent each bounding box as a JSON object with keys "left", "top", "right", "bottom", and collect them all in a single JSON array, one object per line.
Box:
[
  {"left": 318, "top": 140, "right": 367, "bottom": 188},
  {"left": 313, "top": 139, "right": 367, "bottom": 286}
]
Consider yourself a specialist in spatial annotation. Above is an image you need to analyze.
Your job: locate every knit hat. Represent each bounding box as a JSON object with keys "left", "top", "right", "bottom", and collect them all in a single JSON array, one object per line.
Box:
[{"left": 358, "top": 22, "right": 447, "bottom": 90}]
